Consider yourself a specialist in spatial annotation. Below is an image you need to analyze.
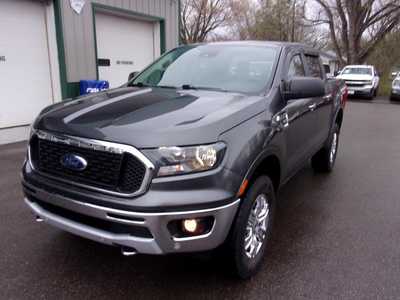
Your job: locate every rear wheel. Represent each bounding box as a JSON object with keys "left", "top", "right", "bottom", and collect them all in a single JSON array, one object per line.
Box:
[
  {"left": 227, "top": 176, "right": 276, "bottom": 279},
  {"left": 312, "top": 123, "right": 340, "bottom": 173}
]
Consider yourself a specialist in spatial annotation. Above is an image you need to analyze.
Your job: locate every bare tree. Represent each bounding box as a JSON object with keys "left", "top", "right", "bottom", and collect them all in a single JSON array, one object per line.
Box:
[
  {"left": 313, "top": 0, "right": 400, "bottom": 65},
  {"left": 229, "top": 0, "right": 322, "bottom": 45},
  {"left": 180, "top": 0, "right": 230, "bottom": 44},
  {"left": 227, "top": 0, "right": 258, "bottom": 40}
]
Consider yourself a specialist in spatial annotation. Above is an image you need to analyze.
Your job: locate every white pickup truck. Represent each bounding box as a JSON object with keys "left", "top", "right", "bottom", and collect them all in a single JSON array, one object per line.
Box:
[{"left": 336, "top": 65, "right": 380, "bottom": 99}]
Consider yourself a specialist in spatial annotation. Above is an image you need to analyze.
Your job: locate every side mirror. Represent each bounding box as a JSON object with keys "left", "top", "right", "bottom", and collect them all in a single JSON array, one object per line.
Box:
[
  {"left": 334, "top": 70, "right": 340, "bottom": 77},
  {"left": 128, "top": 71, "right": 139, "bottom": 82},
  {"left": 282, "top": 77, "right": 325, "bottom": 101}
]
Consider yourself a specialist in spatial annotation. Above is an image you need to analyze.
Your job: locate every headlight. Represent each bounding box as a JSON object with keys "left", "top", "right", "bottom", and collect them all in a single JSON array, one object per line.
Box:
[{"left": 143, "top": 142, "right": 226, "bottom": 177}]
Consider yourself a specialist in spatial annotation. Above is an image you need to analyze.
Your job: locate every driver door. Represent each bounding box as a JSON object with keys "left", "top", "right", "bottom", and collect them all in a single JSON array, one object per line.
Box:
[{"left": 281, "top": 52, "right": 318, "bottom": 175}]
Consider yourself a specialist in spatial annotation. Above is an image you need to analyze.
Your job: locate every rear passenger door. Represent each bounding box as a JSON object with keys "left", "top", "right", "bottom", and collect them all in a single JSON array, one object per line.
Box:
[
  {"left": 304, "top": 54, "right": 331, "bottom": 148},
  {"left": 282, "top": 52, "right": 318, "bottom": 175}
]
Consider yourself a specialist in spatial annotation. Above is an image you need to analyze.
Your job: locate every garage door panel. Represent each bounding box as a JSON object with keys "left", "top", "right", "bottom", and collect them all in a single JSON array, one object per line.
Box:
[
  {"left": 96, "top": 13, "right": 159, "bottom": 88},
  {"left": 0, "top": 0, "right": 53, "bottom": 128}
]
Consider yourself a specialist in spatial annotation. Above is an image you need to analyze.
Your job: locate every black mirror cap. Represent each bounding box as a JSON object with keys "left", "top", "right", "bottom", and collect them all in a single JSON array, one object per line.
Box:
[
  {"left": 128, "top": 71, "right": 139, "bottom": 82},
  {"left": 283, "top": 77, "right": 325, "bottom": 101}
]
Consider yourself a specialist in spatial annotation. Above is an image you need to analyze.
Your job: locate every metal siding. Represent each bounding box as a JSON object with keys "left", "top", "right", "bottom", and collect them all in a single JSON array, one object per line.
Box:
[{"left": 60, "top": 0, "right": 179, "bottom": 82}]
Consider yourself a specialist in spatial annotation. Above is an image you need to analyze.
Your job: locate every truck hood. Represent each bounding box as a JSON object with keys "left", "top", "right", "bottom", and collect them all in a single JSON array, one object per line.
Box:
[
  {"left": 336, "top": 74, "right": 373, "bottom": 81},
  {"left": 35, "top": 87, "right": 266, "bottom": 148}
]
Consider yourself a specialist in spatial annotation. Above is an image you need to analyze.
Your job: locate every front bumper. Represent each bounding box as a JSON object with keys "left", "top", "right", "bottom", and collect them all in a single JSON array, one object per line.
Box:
[
  {"left": 23, "top": 183, "right": 240, "bottom": 254},
  {"left": 347, "top": 85, "right": 374, "bottom": 96},
  {"left": 391, "top": 88, "right": 400, "bottom": 95}
]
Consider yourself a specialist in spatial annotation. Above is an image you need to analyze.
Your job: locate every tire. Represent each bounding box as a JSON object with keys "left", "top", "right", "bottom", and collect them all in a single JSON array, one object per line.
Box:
[
  {"left": 367, "top": 89, "right": 375, "bottom": 100},
  {"left": 227, "top": 176, "right": 276, "bottom": 279},
  {"left": 311, "top": 123, "right": 340, "bottom": 173}
]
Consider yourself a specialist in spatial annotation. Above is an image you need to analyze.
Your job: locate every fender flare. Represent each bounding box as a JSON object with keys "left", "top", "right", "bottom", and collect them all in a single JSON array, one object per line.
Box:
[{"left": 238, "top": 145, "right": 284, "bottom": 196}]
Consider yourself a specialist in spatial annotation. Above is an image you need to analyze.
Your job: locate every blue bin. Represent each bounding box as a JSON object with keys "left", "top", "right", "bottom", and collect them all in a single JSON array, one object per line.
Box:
[{"left": 80, "top": 80, "right": 109, "bottom": 95}]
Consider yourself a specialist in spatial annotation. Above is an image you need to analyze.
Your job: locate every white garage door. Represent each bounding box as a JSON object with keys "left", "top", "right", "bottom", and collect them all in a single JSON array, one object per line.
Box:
[
  {"left": 95, "top": 13, "right": 160, "bottom": 88},
  {"left": 0, "top": 0, "right": 53, "bottom": 129}
]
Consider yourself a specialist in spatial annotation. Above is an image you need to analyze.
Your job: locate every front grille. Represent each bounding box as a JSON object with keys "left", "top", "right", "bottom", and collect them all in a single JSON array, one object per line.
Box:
[
  {"left": 30, "top": 133, "right": 147, "bottom": 195},
  {"left": 345, "top": 80, "right": 370, "bottom": 87},
  {"left": 30, "top": 197, "right": 153, "bottom": 238}
]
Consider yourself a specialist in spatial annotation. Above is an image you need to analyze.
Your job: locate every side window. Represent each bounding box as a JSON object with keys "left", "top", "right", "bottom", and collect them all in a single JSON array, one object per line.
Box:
[
  {"left": 305, "top": 55, "right": 323, "bottom": 78},
  {"left": 287, "top": 54, "right": 305, "bottom": 78}
]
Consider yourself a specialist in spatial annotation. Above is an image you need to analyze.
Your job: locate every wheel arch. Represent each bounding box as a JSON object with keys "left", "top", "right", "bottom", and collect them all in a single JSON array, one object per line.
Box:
[
  {"left": 335, "top": 108, "right": 344, "bottom": 130},
  {"left": 239, "top": 149, "right": 282, "bottom": 197}
]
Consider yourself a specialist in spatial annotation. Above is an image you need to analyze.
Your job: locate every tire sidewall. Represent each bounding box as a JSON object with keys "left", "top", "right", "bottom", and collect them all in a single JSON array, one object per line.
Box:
[
  {"left": 328, "top": 124, "right": 340, "bottom": 170},
  {"left": 229, "top": 176, "right": 276, "bottom": 279}
]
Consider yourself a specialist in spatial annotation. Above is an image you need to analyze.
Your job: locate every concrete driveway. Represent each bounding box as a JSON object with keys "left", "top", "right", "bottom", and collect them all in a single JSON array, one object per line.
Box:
[{"left": 1, "top": 100, "right": 400, "bottom": 299}]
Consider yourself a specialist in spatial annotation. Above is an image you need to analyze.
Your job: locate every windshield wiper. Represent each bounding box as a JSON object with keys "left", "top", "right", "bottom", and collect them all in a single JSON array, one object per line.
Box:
[
  {"left": 129, "top": 82, "right": 177, "bottom": 89},
  {"left": 156, "top": 85, "right": 177, "bottom": 89},
  {"left": 181, "top": 84, "right": 228, "bottom": 92},
  {"left": 129, "top": 82, "right": 149, "bottom": 87}
]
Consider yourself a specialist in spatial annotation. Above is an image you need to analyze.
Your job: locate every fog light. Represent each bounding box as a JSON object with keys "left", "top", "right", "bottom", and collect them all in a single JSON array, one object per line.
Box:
[
  {"left": 182, "top": 219, "right": 199, "bottom": 233},
  {"left": 168, "top": 217, "right": 214, "bottom": 238}
]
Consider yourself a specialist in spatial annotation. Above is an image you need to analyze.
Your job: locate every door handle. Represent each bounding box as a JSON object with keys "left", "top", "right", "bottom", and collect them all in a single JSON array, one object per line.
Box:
[
  {"left": 308, "top": 103, "right": 317, "bottom": 111},
  {"left": 272, "top": 112, "right": 289, "bottom": 131}
]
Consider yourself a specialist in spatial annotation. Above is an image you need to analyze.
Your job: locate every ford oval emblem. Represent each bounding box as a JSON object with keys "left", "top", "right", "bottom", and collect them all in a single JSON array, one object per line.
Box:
[{"left": 60, "top": 153, "right": 88, "bottom": 171}]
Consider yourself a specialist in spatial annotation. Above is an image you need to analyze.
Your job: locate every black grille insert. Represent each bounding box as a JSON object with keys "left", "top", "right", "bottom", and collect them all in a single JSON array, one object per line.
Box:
[{"left": 30, "top": 135, "right": 147, "bottom": 195}]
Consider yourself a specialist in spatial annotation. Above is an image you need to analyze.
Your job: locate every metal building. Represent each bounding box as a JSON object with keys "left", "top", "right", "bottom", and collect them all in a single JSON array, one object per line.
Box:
[{"left": 0, "top": 0, "right": 180, "bottom": 144}]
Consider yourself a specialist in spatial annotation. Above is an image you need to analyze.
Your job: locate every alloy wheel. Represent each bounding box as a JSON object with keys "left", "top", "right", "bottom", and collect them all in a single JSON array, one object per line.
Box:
[
  {"left": 244, "top": 194, "right": 270, "bottom": 259},
  {"left": 330, "top": 132, "right": 338, "bottom": 164}
]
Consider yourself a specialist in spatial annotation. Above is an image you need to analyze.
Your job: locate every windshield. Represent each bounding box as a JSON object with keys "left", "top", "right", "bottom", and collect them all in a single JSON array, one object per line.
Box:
[
  {"left": 393, "top": 79, "right": 400, "bottom": 87},
  {"left": 129, "top": 44, "right": 279, "bottom": 94},
  {"left": 342, "top": 67, "right": 372, "bottom": 75}
]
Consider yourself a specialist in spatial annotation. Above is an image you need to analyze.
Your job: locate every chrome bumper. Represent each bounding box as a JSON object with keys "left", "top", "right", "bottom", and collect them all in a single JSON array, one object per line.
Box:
[
  {"left": 392, "top": 88, "right": 400, "bottom": 95},
  {"left": 24, "top": 189, "right": 240, "bottom": 254},
  {"left": 347, "top": 85, "right": 374, "bottom": 94}
]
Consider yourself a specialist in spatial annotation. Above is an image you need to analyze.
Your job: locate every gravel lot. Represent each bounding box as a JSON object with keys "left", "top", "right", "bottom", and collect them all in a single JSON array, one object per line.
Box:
[{"left": 1, "top": 98, "right": 400, "bottom": 299}]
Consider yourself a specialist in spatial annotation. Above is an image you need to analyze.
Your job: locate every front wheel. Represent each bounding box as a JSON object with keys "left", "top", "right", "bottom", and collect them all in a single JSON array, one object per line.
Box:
[
  {"left": 227, "top": 176, "right": 276, "bottom": 279},
  {"left": 373, "top": 87, "right": 378, "bottom": 97},
  {"left": 312, "top": 123, "right": 340, "bottom": 172},
  {"left": 366, "top": 89, "right": 375, "bottom": 100}
]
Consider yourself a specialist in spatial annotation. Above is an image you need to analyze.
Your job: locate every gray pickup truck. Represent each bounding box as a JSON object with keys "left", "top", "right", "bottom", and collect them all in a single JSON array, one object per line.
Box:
[{"left": 22, "top": 41, "right": 347, "bottom": 278}]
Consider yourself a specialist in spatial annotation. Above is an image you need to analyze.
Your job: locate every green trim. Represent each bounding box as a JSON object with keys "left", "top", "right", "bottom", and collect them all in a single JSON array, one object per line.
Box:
[
  {"left": 53, "top": 0, "right": 68, "bottom": 99},
  {"left": 160, "top": 20, "right": 166, "bottom": 54},
  {"left": 54, "top": 1, "right": 170, "bottom": 99},
  {"left": 92, "top": 3, "right": 164, "bottom": 21},
  {"left": 91, "top": 3, "right": 167, "bottom": 79},
  {"left": 178, "top": 0, "right": 182, "bottom": 45},
  {"left": 54, "top": 1, "right": 80, "bottom": 99},
  {"left": 65, "top": 82, "right": 80, "bottom": 98}
]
